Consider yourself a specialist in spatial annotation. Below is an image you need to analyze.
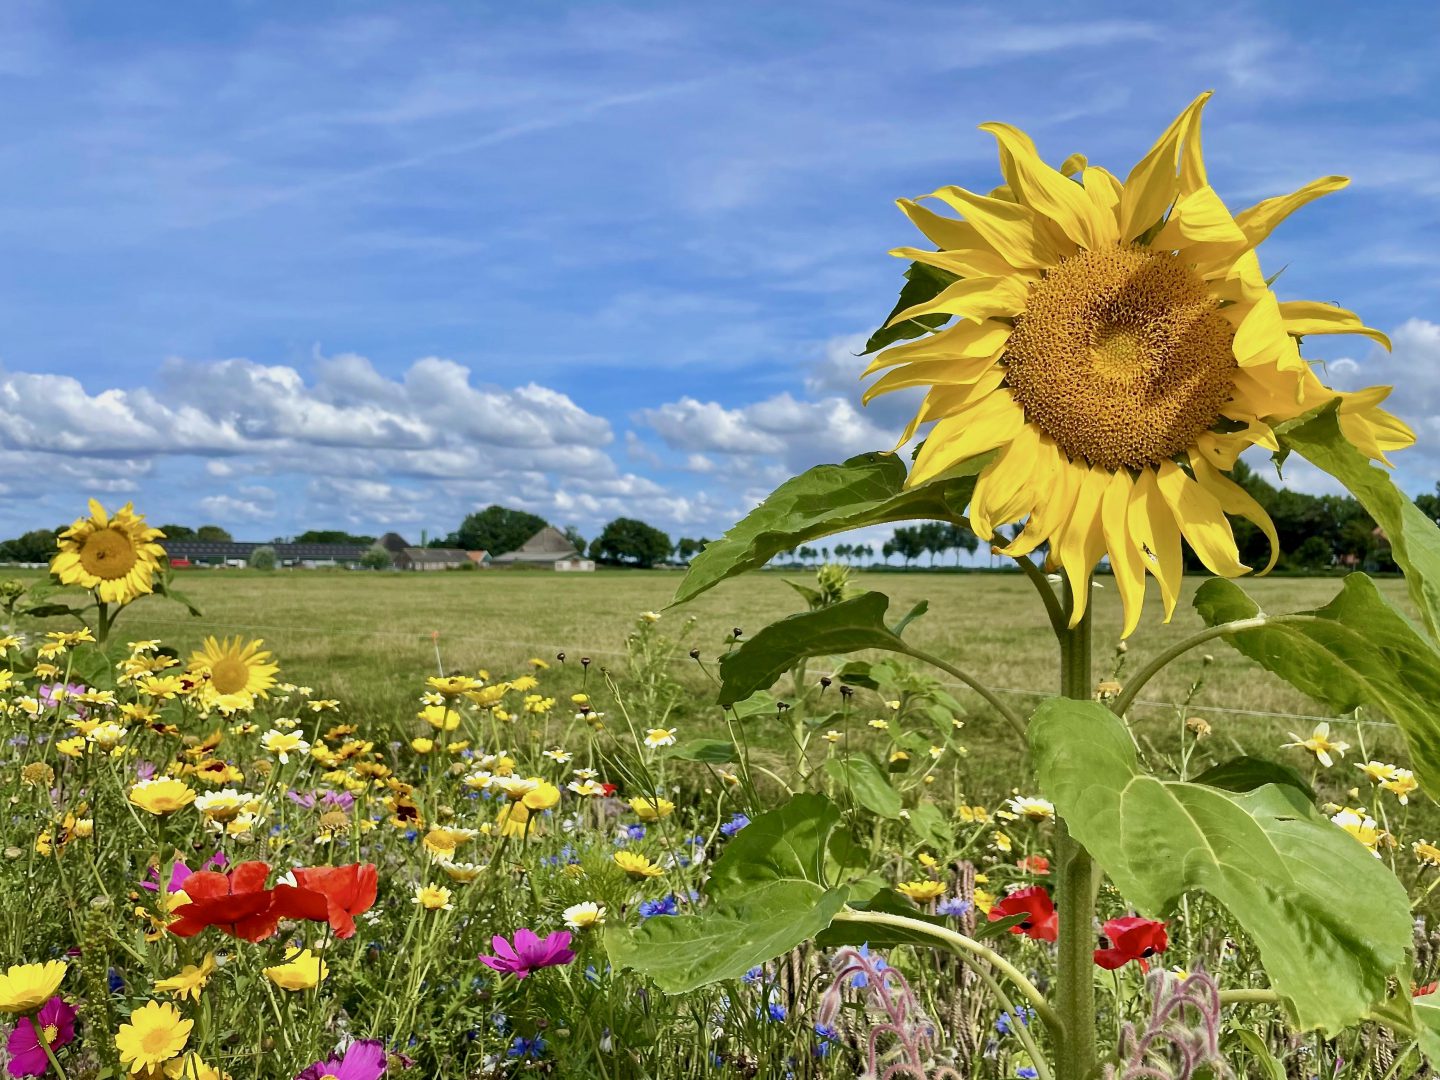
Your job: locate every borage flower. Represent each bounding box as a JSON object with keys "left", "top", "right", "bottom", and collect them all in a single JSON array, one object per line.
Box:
[
  {"left": 479, "top": 929, "right": 575, "bottom": 980},
  {"left": 1094, "top": 917, "right": 1168, "bottom": 971},
  {"left": 988, "top": 886, "right": 1057, "bottom": 942},
  {"left": 296, "top": 1040, "right": 388, "bottom": 1080},
  {"left": 5, "top": 996, "right": 78, "bottom": 1077}
]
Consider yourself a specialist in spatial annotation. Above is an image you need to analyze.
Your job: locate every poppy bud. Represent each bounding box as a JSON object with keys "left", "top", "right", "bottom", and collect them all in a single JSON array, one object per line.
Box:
[{"left": 689, "top": 648, "right": 701, "bottom": 660}]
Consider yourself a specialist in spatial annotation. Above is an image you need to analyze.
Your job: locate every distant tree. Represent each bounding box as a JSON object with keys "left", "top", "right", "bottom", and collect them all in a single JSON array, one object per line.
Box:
[
  {"left": 589, "top": 518, "right": 672, "bottom": 568},
  {"left": 360, "top": 548, "right": 392, "bottom": 570},
  {"left": 675, "top": 537, "right": 702, "bottom": 563},
  {"left": 248, "top": 545, "right": 277, "bottom": 571},
  {"left": 451, "top": 505, "right": 548, "bottom": 556},
  {"left": 943, "top": 522, "right": 979, "bottom": 564},
  {"left": 295, "top": 529, "right": 375, "bottom": 545},
  {"left": 881, "top": 541, "right": 895, "bottom": 566},
  {"left": 196, "top": 525, "right": 233, "bottom": 542},
  {"left": 563, "top": 525, "right": 587, "bottom": 553},
  {"left": 0, "top": 528, "right": 62, "bottom": 563},
  {"left": 1291, "top": 536, "right": 1332, "bottom": 571},
  {"left": 159, "top": 524, "right": 196, "bottom": 540},
  {"left": 835, "top": 543, "right": 852, "bottom": 564},
  {"left": 890, "top": 527, "right": 925, "bottom": 567}
]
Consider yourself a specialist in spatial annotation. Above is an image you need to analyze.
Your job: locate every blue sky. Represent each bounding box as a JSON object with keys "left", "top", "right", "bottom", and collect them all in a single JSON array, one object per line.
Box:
[{"left": 1, "top": 0, "right": 1437, "bottom": 546}]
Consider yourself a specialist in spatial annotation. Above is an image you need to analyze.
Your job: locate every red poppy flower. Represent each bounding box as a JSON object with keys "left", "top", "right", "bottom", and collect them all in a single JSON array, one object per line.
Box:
[
  {"left": 1094, "top": 917, "right": 1168, "bottom": 971},
  {"left": 1016, "top": 855, "right": 1050, "bottom": 876},
  {"left": 988, "top": 886, "right": 1057, "bottom": 942},
  {"left": 275, "top": 863, "right": 378, "bottom": 939},
  {"left": 1416, "top": 981, "right": 1438, "bottom": 998},
  {"left": 601, "top": 783, "right": 617, "bottom": 796},
  {"left": 169, "top": 861, "right": 281, "bottom": 942}
]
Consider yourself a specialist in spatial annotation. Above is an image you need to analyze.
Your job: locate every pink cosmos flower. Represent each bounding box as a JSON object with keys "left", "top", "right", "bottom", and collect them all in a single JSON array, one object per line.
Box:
[
  {"left": 479, "top": 928, "right": 575, "bottom": 980},
  {"left": 295, "top": 1040, "right": 387, "bottom": 1080},
  {"left": 6, "top": 997, "right": 78, "bottom": 1078},
  {"left": 140, "top": 851, "right": 227, "bottom": 893}
]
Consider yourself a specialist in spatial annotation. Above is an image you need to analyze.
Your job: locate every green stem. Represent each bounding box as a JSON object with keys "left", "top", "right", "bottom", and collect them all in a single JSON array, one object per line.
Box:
[
  {"left": 900, "top": 644, "right": 1028, "bottom": 740},
  {"left": 1054, "top": 579, "right": 1098, "bottom": 1080},
  {"left": 1110, "top": 616, "right": 1268, "bottom": 717},
  {"left": 1217, "top": 988, "right": 1280, "bottom": 1006},
  {"left": 830, "top": 908, "right": 1060, "bottom": 1035}
]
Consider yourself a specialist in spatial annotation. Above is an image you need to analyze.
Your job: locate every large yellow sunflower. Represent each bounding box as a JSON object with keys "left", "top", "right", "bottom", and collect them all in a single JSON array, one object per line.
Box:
[
  {"left": 188, "top": 636, "right": 279, "bottom": 712},
  {"left": 865, "top": 92, "right": 1412, "bottom": 636},
  {"left": 50, "top": 500, "right": 166, "bottom": 606}
]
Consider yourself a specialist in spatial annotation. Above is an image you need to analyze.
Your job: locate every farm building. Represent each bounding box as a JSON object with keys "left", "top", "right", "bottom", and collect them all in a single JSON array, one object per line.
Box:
[
  {"left": 491, "top": 526, "right": 595, "bottom": 571},
  {"left": 161, "top": 540, "right": 372, "bottom": 568},
  {"left": 393, "top": 547, "right": 474, "bottom": 571}
]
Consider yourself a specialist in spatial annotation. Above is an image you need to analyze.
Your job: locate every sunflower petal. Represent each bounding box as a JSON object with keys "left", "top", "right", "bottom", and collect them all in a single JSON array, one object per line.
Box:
[
  {"left": 887, "top": 275, "right": 1029, "bottom": 327},
  {"left": 1055, "top": 467, "right": 1110, "bottom": 627},
  {"left": 1155, "top": 461, "right": 1248, "bottom": 577},
  {"left": 1233, "top": 175, "right": 1348, "bottom": 248},
  {"left": 1230, "top": 292, "right": 1304, "bottom": 373},
  {"left": 1190, "top": 455, "right": 1279, "bottom": 574},
  {"left": 1101, "top": 470, "right": 1147, "bottom": 639},
  {"left": 1118, "top": 92, "right": 1211, "bottom": 242},
  {"left": 907, "top": 392, "right": 1024, "bottom": 487},
  {"left": 1127, "top": 467, "right": 1184, "bottom": 620},
  {"left": 862, "top": 319, "right": 1012, "bottom": 377},
  {"left": 862, "top": 352, "right": 1003, "bottom": 404},
  {"left": 890, "top": 245, "right": 1021, "bottom": 281},
  {"left": 1278, "top": 301, "right": 1392, "bottom": 350},
  {"left": 1150, "top": 185, "right": 1247, "bottom": 253},
  {"left": 998, "top": 451, "right": 1081, "bottom": 559},
  {"left": 926, "top": 186, "right": 1063, "bottom": 269},
  {"left": 979, "top": 122, "right": 1111, "bottom": 250},
  {"left": 968, "top": 423, "right": 1045, "bottom": 538}
]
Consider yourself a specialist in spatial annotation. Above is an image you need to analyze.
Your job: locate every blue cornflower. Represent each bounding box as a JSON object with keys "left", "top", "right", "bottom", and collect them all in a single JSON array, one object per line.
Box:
[
  {"left": 813, "top": 1023, "right": 838, "bottom": 1058},
  {"left": 638, "top": 894, "right": 678, "bottom": 919},
  {"left": 1016, "top": 1069, "right": 1039, "bottom": 1079},
  {"left": 741, "top": 966, "right": 765, "bottom": 985},
  {"left": 507, "top": 1035, "right": 547, "bottom": 1059},
  {"left": 937, "top": 897, "right": 972, "bottom": 918},
  {"left": 720, "top": 813, "right": 750, "bottom": 837},
  {"left": 996, "top": 1006, "right": 1034, "bottom": 1035}
]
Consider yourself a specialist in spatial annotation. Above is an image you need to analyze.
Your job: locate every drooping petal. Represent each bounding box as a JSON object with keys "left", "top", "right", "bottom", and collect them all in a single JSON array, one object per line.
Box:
[
  {"left": 997, "top": 452, "right": 1082, "bottom": 559},
  {"left": 1055, "top": 466, "right": 1111, "bottom": 627},
  {"left": 886, "top": 275, "right": 1029, "bottom": 327},
  {"left": 968, "top": 423, "right": 1046, "bottom": 538},
  {"left": 1118, "top": 92, "right": 1211, "bottom": 242},
  {"left": 1229, "top": 292, "right": 1304, "bottom": 373},
  {"left": 907, "top": 392, "right": 1024, "bottom": 487},
  {"left": 1127, "top": 468, "right": 1184, "bottom": 621},
  {"left": 1154, "top": 461, "right": 1248, "bottom": 577},
  {"left": 862, "top": 319, "right": 1012, "bottom": 377},
  {"left": 890, "top": 244, "right": 1027, "bottom": 281},
  {"left": 1100, "top": 470, "right": 1147, "bottom": 639},
  {"left": 1150, "top": 185, "right": 1247, "bottom": 256},
  {"left": 1189, "top": 454, "right": 1279, "bottom": 574},
  {"left": 1278, "top": 300, "right": 1392, "bottom": 350},
  {"left": 861, "top": 351, "right": 1003, "bottom": 404},
  {"left": 979, "top": 122, "right": 1114, "bottom": 250}
]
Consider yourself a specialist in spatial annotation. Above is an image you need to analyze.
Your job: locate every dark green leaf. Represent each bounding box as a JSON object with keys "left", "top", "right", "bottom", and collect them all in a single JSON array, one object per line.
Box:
[
  {"left": 665, "top": 739, "right": 737, "bottom": 764},
  {"left": 674, "top": 452, "right": 989, "bottom": 606},
  {"left": 1190, "top": 756, "right": 1316, "bottom": 803},
  {"left": 815, "top": 888, "right": 947, "bottom": 948},
  {"left": 824, "top": 755, "right": 903, "bottom": 819},
  {"left": 906, "top": 800, "right": 952, "bottom": 850},
  {"left": 832, "top": 660, "right": 878, "bottom": 690},
  {"left": 1416, "top": 994, "right": 1440, "bottom": 1066},
  {"left": 975, "top": 913, "right": 1031, "bottom": 941},
  {"left": 707, "top": 793, "right": 863, "bottom": 896},
  {"left": 18, "top": 603, "right": 83, "bottom": 620},
  {"left": 863, "top": 261, "right": 959, "bottom": 353},
  {"left": 890, "top": 599, "right": 929, "bottom": 637},
  {"left": 1194, "top": 575, "right": 1440, "bottom": 798},
  {"left": 718, "top": 592, "right": 912, "bottom": 707},
  {"left": 1031, "top": 697, "right": 1412, "bottom": 1033},
  {"left": 1278, "top": 401, "right": 1440, "bottom": 640},
  {"left": 1232, "top": 1030, "right": 1286, "bottom": 1080}
]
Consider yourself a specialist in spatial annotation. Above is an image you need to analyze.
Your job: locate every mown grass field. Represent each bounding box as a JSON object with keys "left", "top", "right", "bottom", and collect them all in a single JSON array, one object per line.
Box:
[{"left": 12, "top": 564, "right": 1424, "bottom": 825}]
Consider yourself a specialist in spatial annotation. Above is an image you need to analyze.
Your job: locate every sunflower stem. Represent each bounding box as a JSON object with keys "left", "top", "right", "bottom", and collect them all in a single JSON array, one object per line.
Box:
[{"left": 1055, "top": 578, "right": 1099, "bottom": 1080}]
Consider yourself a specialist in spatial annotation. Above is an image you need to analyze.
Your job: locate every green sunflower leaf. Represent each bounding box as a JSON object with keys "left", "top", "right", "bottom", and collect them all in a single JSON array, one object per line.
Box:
[
  {"left": 864, "top": 260, "right": 959, "bottom": 354},
  {"left": 1277, "top": 400, "right": 1440, "bottom": 640},
  {"left": 1031, "top": 697, "right": 1412, "bottom": 1034},
  {"left": 673, "top": 452, "right": 990, "bottom": 607},
  {"left": 1193, "top": 574, "right": 1440, "bottom": 799},
  {"left": 716, "top": 591, "right": 917, "bottom": 707}
]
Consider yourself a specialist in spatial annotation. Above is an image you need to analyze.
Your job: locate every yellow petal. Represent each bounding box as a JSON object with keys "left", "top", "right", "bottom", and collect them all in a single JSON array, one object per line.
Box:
[
  {"left": 1082, "top": 166, "right": 1124, "bottom": 224},
  {"left": 1230, "top": 292, "right": 1304, "bottom": 373},
  {"left": 1119, "top": 92, "right": 1212, "bottom": 242},
  {"left": 887, "top": 275, "right": 1029, "bottom": 327},
  {"left": 1059, "top": 152, "right": 1088, "bottom": 177},
  {"left": 1233, "top": 175, "right": 1348, "bottom": 248},
  {"left": 1189, "top": 455, "right": 1279, "bottom": 574},
  {"left": 1101, "top": 469, "right": 1147, "bottom": 639},
  {"left": 890, "top": 245, "right": 1022, "bottom": 281},
  {"left": 968, "top": 422, "right": 1045, "bottom": 538},
  {"left": 909, "top": 367, "right": 1007, "bottom": 424},
  {"left": 1179, "top": 100, "right": 1208, "bottom": 196},
  {"left": 997, "top": 450, "right": 1081, "bottom": 558},
  {"left": 979, "top": 122, "right": 1111, "bottom": 250},
  {"left": 863, "top": 352, "right": 1003, "bottom": 404},
  {"left": 1127, "top": 467, "right": 1184, "bottom": 620},
  {"left": 897, "top": 198, "right": 992, "bottom": 252},
  {"left": 1154, "top": 461, "right": 1248, "bottom": 577},
  {"left": 1150, "top": 185, "right": 1247, "bottom": 253},
  {"left": 1056, "top": 466, "right": 1111, "bottom": 628},
  {"left": 862, "top": 319, "right": 1012, "bottom": 377},
  {"left": 88, "top": 498, "right": 108, "bottom": 527},
  {"left": 907, "top": 392, "right": 1024, "bottom": 488},
  {"left": 1278, "top": 300, "right": 1391, "bottom": 350},
  {"left": 926, "top": 186, "right": 1062, "bottom": 269}
]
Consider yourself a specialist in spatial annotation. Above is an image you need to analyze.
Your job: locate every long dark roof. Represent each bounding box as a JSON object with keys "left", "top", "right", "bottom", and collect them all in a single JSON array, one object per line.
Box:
[{"left": 162, "top": 541, "right": 372, "bottom": 560}]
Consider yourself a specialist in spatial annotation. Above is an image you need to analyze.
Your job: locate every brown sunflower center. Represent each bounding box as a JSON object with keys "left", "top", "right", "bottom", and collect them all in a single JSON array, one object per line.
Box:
[
  {"left": 208, "top": 657, "right": 251, "bottom": 695},
  {"left": 77, "top": 527, "right": 139, "bottom": 580},
  {"left": 1002, "top": 245, "right": 1236, "bottom": 471}
]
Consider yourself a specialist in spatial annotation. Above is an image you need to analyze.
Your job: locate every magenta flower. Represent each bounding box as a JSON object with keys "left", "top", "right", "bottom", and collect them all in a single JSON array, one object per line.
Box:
[
  {"left": 295, "top": 1040, "right": 387, "bottom": 1080},
  {"left": 479, "top": 928, "right": 575, "bottom": 980},
  {"left": 140, "top": 850, "right": 227, "bottom": 893},
  {"left": 6, "top": 997, "right": 78, "bottom": 1078}
]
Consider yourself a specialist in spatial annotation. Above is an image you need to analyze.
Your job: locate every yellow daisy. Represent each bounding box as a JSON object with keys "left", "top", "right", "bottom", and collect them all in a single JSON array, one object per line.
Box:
[
  {"left": 897, "top": 880, "right": 946, "bottom": 903},
  {"left": 0, "top": 960, "right": 67, "bottom": 1013},
  {"left": 613, "top": 850, "right": 664, "bottom": 879},
  {"left": 128, "top": 777, "right": 198, "bottom": 816},
  {"left": 865, "top": 92, "right": 1411, "bottom": 635},
  {"left": 114, "top": 1000, "right": 192, "bottom": 1072},
  {"left": 188, "top": 637, "right": 279, "bottom": 712},
  {"left": 153, "top": 954, "right": 216, "bottom": 1002},
  {"left": 263, "top": 948, "right": 327, "bottom": 991},
  {"left": 50, "top": 500, "right": 167, "bottom": 606}
]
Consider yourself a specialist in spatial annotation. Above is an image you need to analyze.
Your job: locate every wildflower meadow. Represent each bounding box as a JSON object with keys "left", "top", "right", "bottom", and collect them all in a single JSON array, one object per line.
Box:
[{"left": 5, "top": 94, "right": 1440, "bottom": 1080}]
